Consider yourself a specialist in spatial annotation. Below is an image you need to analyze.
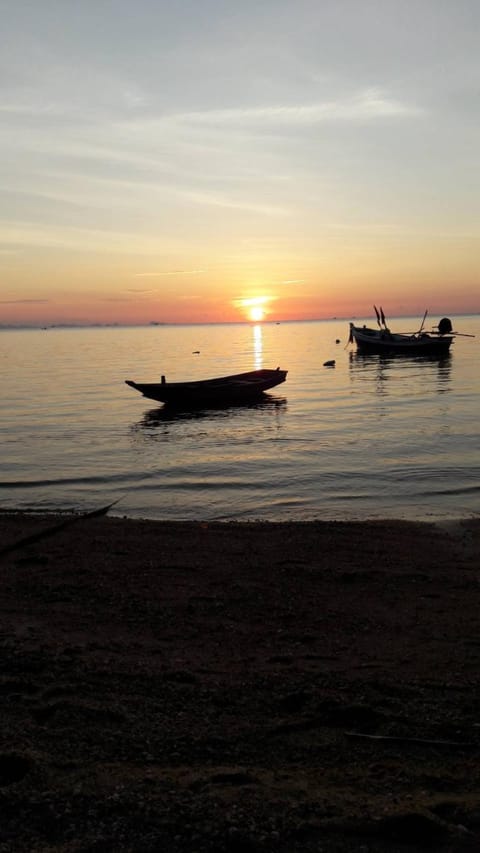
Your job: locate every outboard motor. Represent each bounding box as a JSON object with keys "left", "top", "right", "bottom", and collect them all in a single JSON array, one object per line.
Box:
[{"left": 438, "top": 317, "right": 453, "bottom": 336}]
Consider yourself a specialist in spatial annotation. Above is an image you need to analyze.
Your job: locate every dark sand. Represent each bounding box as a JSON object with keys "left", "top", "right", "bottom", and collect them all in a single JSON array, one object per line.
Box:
[{"left": 1, "top": 513, "right": 480, "bottom": 852}]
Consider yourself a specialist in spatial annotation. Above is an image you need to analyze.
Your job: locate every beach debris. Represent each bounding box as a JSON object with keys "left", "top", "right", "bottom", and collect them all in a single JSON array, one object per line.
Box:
[
  {"left": 345, "top": 731, "right": 477, "bottom": 748},
  {"left": 0, "top": 499, "right": 121, "bottom": 557},
  {"left": 323, "top": 360, "right": 335, "bottom": 367}
]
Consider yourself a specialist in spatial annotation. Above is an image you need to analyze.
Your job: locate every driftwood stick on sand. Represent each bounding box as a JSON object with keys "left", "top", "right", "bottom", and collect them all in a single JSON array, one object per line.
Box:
[
  {"left": 0, "top": 499, "right": 121, "bottom": 557},
  {"left": 345, "top": 731, "right": 477, "bottom": 749}
]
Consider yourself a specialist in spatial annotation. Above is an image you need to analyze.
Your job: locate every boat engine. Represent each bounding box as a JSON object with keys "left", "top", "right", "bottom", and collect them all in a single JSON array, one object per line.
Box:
[{"left": 438, "top": 317, "right": 453, "bottom": 336}]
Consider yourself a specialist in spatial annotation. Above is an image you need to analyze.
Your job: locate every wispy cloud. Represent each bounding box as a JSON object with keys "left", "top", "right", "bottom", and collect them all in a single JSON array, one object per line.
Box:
[
  {"left": 0, "top": 298, "right": 50, "bottom": 304},
  {"left": 0, "top": 220, "right": 185, "bottom": 254},
  {"left": 181, "top": 190, "right": 289, "bottom": 216},
  {"left": 169, "top": 89, "right": 422, "bottom": 128},
  {"left": 134, "top": 270, "right": 205, "bottom": 277},
  {"left": 233, "top": 295, "right": 274, "bottom": 307},
  {"left": 0, "top": 101, "right": 61, "bottom": 117}
]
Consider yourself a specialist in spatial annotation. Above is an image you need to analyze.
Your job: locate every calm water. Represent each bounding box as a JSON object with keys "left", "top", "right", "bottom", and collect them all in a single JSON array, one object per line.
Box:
[{"left": 1, "top": 317, "right": 478, "bottom": 522}]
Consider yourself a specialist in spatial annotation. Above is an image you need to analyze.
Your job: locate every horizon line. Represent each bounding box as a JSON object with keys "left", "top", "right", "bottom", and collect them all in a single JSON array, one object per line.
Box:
[{"left": 1, "top": 311, "right": 478, "bottom": 331}]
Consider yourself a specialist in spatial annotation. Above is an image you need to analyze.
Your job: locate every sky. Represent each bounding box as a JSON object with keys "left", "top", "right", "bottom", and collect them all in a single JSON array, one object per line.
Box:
[{"left": 1, "top": 0, "right": 479, "bottom": 325}]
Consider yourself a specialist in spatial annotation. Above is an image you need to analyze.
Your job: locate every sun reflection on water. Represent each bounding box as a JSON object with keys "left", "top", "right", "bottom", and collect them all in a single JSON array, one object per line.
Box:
[{"left": 253, "top": 323, "right": 263, "bottom": 369}]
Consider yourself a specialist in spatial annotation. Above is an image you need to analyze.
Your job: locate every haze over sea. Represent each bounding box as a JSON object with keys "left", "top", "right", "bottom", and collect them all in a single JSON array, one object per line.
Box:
[{"left": 1, "top": 316, "right": 478, "bottom": 523}]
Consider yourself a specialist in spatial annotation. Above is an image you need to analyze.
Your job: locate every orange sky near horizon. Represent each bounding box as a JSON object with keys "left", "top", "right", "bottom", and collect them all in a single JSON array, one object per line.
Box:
[
  {"left": 1, "top": 247, "right": 478, "bottom": 326},
  {"left": 2, "top": 282, "right": 478, "bottom": 327}
]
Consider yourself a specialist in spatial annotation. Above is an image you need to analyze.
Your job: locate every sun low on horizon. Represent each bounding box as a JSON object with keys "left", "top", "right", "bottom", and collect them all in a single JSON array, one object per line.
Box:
[
  {"left": 235, "top": 296, "right": 272, "bottom": 323},
  {"left": 249, "top": 306, "right": 265, "bottom": 322}
]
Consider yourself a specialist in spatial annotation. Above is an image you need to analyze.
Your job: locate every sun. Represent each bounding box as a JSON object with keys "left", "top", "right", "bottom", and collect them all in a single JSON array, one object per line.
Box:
[
  {"left": 235, "top": 295, "right": 271, "bottom": 323},
  {"left": 249, "top": 305, "right": 265, "bottom": 322}
]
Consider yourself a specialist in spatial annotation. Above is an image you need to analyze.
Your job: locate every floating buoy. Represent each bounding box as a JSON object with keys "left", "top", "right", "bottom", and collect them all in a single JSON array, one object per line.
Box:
[{"left": 323, "top": 360, "right": 335, "bottom": 367}]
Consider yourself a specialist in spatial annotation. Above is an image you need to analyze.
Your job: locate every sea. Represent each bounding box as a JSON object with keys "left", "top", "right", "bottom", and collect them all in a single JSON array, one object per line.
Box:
[{"left": 1, "top": 316, "right": 478, "bottom": 523}]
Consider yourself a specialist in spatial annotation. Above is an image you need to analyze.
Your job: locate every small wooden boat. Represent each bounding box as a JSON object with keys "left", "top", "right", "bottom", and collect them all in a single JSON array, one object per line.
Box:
[
  {"left": 348, "top": 307, "right": 470, "bottom": 356},
  {"left": 125, "top": 367, "right": 287, "bottom": 406}
]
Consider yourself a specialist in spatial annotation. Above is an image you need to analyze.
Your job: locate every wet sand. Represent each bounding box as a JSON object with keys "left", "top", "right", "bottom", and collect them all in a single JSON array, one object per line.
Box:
[{"left": 1, "top": 513, "right": 479, "bottom": 851}]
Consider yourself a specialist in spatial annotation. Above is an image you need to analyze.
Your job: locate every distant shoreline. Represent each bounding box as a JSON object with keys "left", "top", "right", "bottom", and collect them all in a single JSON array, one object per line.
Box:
[{"left": 1, "top": 312, "right": 478, "bottom": 331}]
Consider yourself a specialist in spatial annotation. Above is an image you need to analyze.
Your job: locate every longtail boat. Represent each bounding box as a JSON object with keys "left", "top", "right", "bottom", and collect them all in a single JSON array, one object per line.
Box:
[
  {"left": 348, "top": 307, "right": 473, "bottom": 355},
  {"left": 126, "top": 367, "right": 287, "bottom": 406}
]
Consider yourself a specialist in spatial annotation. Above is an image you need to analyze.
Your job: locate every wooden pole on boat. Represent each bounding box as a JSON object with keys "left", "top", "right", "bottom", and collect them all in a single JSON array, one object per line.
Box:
[
  {"left": 374, "top": 305, "right": 381, "bottom": 328},
  {"left": 418, "top": 309, "right": 428, "bottom": 333}
]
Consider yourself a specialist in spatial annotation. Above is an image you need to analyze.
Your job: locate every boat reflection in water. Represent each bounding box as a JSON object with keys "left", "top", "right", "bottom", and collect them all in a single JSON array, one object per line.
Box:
[
  {"left": 348, "top": 349, "right": 452, "bottom": 398},
  {"left": 133, "top": 394, "right": 288, "bottom": 430}
]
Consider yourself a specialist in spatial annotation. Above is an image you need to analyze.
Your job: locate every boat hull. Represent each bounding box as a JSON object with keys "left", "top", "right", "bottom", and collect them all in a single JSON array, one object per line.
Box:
[
  {"left": 126, "top": 368, "right": 287, "bottom": 406},
  {"left": 350, "top": 325, "right": 453, "bottom": 356}
]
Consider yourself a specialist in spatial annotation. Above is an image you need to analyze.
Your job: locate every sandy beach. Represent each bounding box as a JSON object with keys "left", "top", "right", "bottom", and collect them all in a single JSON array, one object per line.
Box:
[{"left": 1, "top": 512, "right": 479, "bottom": 852}]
